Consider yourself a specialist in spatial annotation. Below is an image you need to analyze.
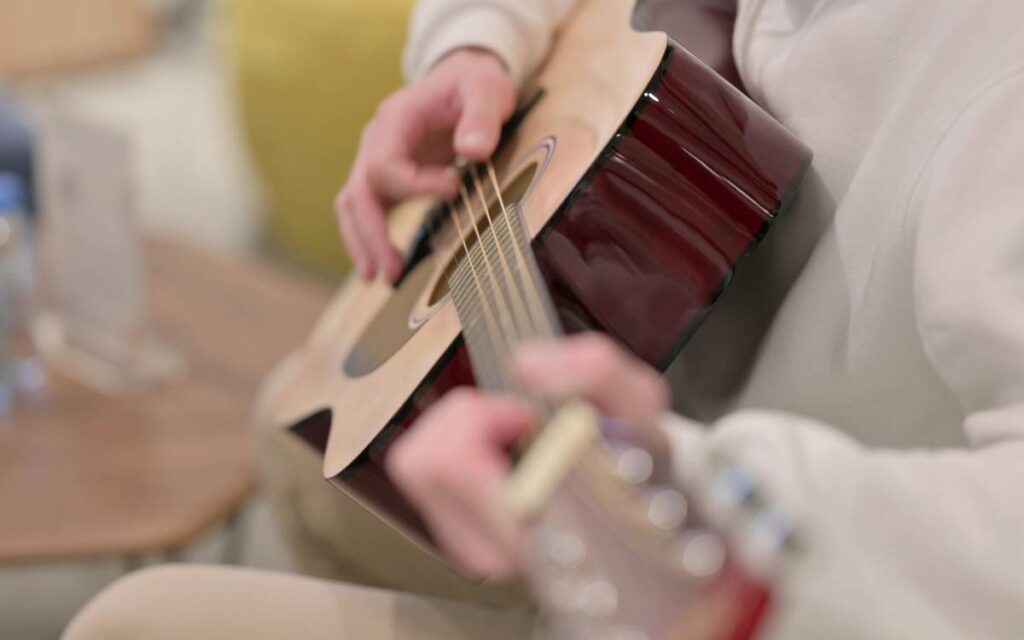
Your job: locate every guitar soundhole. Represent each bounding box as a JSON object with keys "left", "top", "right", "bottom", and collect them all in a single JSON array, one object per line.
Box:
[{"left": 344, "top": 161, "right": 539, "bottom": 378}]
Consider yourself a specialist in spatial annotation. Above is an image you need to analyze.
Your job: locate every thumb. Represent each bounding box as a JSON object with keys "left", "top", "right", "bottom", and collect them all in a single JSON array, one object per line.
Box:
[{"left": 454, "top": 77, "right": 515, "bottom": 160}]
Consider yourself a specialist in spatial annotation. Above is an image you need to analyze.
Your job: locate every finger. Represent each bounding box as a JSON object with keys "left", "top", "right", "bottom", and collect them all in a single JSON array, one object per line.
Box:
[
  {"left": 513, "top": 335, "right": 670, "bottom": 429},
  {"left": 370, "top": 87, "right": 457, "bottom": 171},
  {"left": 385, "top": 389, "right": 535, "bottom": 509},
  {"left": 336, "top": 130, "right": 379, "bottom": 280},
  {"left": 454, "top": 76, "right": 515, "bottom": 160},
  {"left": 348, "top": 187, "right": 403, "bottom": 283},
  {"left": 386, "top": 389, "right": 533, "bottom": 575},
  {"left": 404, "top": 388, "right": 535, "bottom": 452},
  {"left": 356, "top": 94, "right": 458, "bottom": 283},
  {"left": 335, "top": 193, "right": 372, "bottom": 278},
  {"left": 390, "top": 457, "right": 514, "bottom": 579},
  {"left": 420, "top": 472, "right": 524, "bottom": 579},
  {"left": 368, "top": 162, "right": 461, "bottom": 204},
  {"left": 409, "top": 391, "right": 532, "bottom": 557}
]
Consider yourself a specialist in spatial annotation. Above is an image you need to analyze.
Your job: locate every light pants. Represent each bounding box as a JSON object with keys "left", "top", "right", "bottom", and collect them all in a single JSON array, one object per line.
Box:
[
  {"left": 63, "top": 564, "right": 537, "bottom": 639},
  {"left": 62, "top": 356, "right": 538, "bottom": 639}
]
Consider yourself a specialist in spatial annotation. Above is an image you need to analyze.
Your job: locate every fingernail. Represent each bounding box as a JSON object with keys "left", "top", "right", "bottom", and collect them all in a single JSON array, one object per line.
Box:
[{"left": 458, "top": 131, "right": 487, "bottom": 155}]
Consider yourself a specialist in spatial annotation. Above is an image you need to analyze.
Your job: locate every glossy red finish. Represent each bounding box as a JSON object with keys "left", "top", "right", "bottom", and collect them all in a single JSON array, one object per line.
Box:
[
  {"left": 535, "top": 44, "right": 809, "bottom": 367},
  {"left": 325, "top": 43, "right": 811, "bottom": 549},
  {"left": 713, "top": 561, "right": 773, "bottom": 640}
]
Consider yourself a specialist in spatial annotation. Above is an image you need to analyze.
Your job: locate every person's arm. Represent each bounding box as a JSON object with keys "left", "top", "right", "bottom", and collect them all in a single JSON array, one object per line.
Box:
[
  {"left": 335, "top": 0, "right": 576, "bottom": 282},
  {"left": 665, "top": 73, "right": 1024, "bottom": 640},
  {"left": 403, "top": 0, "right": 577, "bottom": 88}
]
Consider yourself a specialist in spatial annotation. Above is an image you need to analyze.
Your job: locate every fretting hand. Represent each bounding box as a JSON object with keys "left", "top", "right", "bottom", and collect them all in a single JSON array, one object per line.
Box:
[
  {"left": 386, "top": 334, "right": 671, "bottom": 579},
  {"left": 334, "top": 48, "right": 516, "bottom": 283}
]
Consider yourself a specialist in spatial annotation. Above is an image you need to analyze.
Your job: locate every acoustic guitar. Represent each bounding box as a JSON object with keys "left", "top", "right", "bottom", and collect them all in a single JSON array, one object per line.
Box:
[{"left": 268, "top": 1, "right": 809, "bottom": 633}]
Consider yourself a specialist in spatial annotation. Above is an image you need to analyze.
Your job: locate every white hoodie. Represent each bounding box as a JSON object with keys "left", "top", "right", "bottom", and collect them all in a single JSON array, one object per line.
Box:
[{"left": 403, "top": 1, "right": 1024, "bottom": 638}]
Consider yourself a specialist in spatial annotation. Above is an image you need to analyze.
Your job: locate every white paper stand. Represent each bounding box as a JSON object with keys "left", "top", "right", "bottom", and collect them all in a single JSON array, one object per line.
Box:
[{"left": 34, "top": 113, "right": 185, "bottom": 393}]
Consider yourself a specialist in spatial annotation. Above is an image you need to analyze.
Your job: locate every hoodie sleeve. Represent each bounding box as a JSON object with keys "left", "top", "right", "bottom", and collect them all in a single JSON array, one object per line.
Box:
[
  {"left": 662, "top": 72, "right": 1024, "bottom": 640},
  {"left": 402, "top": 0, "right": 577, "bottom": 88}
]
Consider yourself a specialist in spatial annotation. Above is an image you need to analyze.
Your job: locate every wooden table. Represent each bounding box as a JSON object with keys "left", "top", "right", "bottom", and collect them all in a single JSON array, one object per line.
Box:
[
  {"left": 0, "top": 239, "right": 332, "bottom": 564},
  {"left": 0, "top": 0, "right": 156, "bottom": 79}
]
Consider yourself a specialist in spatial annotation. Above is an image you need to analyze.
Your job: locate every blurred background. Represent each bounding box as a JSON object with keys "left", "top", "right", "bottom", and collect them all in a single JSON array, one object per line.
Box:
[{"left": 0, "top": 0, "right": 417, "bottom": 637}]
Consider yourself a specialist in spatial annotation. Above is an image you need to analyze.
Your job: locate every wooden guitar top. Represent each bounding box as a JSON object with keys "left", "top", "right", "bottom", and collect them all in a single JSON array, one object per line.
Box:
[{"left": 265, "top": 0, "right": 667, "bottom": 480}]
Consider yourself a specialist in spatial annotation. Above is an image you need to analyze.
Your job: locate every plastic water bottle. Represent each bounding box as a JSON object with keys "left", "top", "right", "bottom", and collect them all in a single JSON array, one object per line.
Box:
[{"left": 0, "top": 172, "right": 45, "bottom": 415}]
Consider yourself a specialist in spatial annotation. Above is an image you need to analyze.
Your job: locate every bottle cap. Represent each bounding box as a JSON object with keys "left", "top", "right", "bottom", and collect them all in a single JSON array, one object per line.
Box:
[{"left": 0, "top": 173, "right": 25, "bottom": 214}]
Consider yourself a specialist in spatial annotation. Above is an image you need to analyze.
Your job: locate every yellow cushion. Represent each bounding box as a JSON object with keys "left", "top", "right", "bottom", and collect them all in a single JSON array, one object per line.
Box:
[{"left": 224, "top": 0, "right": 414, "bottom": 275}]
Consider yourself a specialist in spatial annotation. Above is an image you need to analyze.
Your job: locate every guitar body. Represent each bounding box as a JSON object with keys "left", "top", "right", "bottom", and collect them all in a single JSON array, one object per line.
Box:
[{"left": 269, "top": 0, "right": 811, "bottom": 549}]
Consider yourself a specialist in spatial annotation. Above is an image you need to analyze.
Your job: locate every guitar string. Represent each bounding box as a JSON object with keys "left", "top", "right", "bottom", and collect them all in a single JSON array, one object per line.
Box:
[
  {"left": 477, "top": 160, "right": 557, "bottom": 340},
  {"left": 468, "top": 164, "right": 538, "bottom": 340},
  {"left": 457, "top": 181, "right": 523, "bottom": 346},
  {"left": 451, "top": 160, "right": 550, "bottom": 391},
  {"left": 448, "top": 160, "right": 560, "bottom": 395},
  {"left": 466, "top": 162, "right": 565, "bottom": 426},
  {"left": 453, "top": 175, "right": 530, "bottom": 390},
  {"left": 448, "top": 183, "right": 512, "bottom": 389},
  {"left": 484, "top": 162, "right": 557, "bottom": 338}
]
